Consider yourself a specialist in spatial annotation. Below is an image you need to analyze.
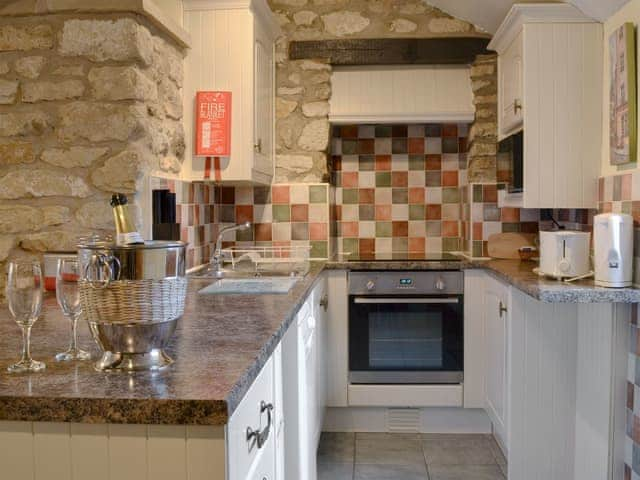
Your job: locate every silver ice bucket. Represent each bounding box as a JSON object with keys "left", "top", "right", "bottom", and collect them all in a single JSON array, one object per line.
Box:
[{"left": 77, "top": 238, "right": 187, "bottom": 371}]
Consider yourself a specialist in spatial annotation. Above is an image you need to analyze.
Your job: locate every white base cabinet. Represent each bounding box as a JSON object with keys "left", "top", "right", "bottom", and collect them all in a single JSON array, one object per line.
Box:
[
  {"left": 471, "top": 270, "right": 630, "bottom": 480},
  {"left": 0, "top": 274, "right": 331, "bottom": 480}
]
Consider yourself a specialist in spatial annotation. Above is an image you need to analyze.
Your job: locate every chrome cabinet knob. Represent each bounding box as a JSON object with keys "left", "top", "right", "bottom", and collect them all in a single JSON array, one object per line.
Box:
[
  {"left": 435, "top": 278, "right": 445, "bottom": 291},
  {"left": 366, "top": 280, "right": 375, "bottom": 291},
  {"left": 499, "top": 301, "right": 508, "bottom": 317},
  {"left": 319, "top": 294, "right": 329, "bottom": 311}
]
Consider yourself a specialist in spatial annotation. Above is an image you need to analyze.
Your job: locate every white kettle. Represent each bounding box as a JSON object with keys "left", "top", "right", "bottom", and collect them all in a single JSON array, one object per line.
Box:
[
  {"left": 539, "top": 230, "right": 591, "bottom": 279},
  {"left": 594, "top": 213, "right": 633, "bottom": 288}
]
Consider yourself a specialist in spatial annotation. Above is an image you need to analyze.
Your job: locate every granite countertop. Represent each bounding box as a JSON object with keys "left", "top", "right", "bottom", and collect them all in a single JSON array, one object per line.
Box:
[
  {"left": 0, "top": 264, "right": 325, "bottom": 426},
  {"left": 326, "top": 255, "right": 640, "bottom": 303},
  {"left": 1, "top": 256, "right": 637, "bottom": 427}
]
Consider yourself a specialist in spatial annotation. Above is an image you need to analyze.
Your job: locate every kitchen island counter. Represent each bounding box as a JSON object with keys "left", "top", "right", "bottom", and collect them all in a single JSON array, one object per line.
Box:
[{"left": 0, "top": 264, "right": 325, "bottom": 426}]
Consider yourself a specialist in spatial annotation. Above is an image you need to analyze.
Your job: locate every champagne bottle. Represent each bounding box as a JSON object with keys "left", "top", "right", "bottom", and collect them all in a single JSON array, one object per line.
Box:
[{"left": 110, "top": 193, "right": 144, "bottom": 246}]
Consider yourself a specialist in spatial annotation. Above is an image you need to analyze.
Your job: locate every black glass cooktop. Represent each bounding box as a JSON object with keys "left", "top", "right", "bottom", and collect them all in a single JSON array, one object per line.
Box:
[{"left": 347, "top": 252, "right": 462, "bottom": 262}]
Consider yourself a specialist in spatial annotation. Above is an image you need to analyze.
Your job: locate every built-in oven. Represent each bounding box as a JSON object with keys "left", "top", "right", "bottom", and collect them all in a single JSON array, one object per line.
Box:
[{"left": 348, "top": 271, "right": 463, "bottom": 385}]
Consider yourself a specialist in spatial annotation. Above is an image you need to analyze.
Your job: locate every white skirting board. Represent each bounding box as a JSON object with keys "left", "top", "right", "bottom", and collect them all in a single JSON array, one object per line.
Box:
[{"left": 322, "top": 407, "right": 492, "bottom": 434}]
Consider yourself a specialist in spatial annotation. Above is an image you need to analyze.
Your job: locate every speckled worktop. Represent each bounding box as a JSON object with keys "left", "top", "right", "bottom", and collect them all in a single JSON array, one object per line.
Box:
[
  {"left": 326, "top": 255, "right": 640, "bottom": 303},
  {"left": 0, "top": 264, "right": 325, "bottom": 426},
  {"left": 1, "top": 257, "right": 638, "bottom": 427}
]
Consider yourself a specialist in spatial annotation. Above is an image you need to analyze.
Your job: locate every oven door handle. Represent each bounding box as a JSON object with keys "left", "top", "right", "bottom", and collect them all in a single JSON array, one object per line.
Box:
[{"left": 353, "top": 297, "right": 459, "bottom": 304}]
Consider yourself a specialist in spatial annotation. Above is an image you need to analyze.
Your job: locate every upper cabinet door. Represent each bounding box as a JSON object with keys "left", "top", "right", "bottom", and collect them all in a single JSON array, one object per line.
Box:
[
  {"left": 253, "top": 21, "right": 274, "bottom": 179},
  {"left": 500, "top": 32, "right": 523, "bottom": 137},
  {"left": 182, "top": 0, "right": 279, "bottom": 185}
]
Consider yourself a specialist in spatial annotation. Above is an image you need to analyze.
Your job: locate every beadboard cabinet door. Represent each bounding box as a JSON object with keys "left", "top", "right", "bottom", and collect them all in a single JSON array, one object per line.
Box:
[
  {"left": 483, "top": 275, "right": 510, "bottom": 454},
  {"left": 499, "top": 31, "right": 523, "bottom": 136},
  {"left": 490, "top": 4, "right": 603, "bottom": 209},
  {"left": 183, "top": 0, "right": 279, "bottom": 185}
]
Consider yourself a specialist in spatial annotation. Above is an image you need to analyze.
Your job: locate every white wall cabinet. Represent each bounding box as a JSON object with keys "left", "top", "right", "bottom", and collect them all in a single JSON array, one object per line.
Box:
[
  {"left": 490, "top": 4, "right": 603, "bottom": 209},
  {"left": 499, "top": 31, "right": 523, "bottom": 135},
  {"left": 183, "top": 0, "right": 279, "bottom": 185}
]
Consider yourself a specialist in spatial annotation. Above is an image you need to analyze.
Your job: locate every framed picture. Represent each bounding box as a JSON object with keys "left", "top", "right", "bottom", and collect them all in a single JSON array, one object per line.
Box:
[{"left": 610, "top": 22, "right": 637, "bottom": 166}]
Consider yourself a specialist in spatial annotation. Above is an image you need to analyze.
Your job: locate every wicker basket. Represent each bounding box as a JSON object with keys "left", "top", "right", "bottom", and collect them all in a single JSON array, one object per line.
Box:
[{"left": 79, "top": 277, "right": 187, "bottom": 325}]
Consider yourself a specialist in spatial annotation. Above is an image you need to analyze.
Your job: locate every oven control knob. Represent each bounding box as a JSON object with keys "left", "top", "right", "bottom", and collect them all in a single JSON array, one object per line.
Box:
[
  {"left": 435, "top": 278, "right": 446, "bottom": 291},
  {"left": 366, "top": 280, "right": 376, "bottom": 291}
]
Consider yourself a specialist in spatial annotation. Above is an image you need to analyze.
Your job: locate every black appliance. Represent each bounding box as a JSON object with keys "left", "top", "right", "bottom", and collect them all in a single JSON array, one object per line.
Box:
[{"left": 498, "top": 130, "right": 523, "bottom": 194}]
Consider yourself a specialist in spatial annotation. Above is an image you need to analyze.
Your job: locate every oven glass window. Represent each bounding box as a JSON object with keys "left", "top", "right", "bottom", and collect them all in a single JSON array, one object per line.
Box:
[
  {"left": 349, "top": 296, "right": 463, "bottom": 383},
  {"left": 368, "top": 311, "right": 443, "bottom": 369}
]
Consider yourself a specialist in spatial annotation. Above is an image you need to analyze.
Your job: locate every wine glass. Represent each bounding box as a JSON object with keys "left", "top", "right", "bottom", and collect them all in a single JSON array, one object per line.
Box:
[
  {"left": 6, "top": 260, "right": 46, "bottom": 373},
  {"left": 55, "top": 259, "right": 91, "bottom": 361}
]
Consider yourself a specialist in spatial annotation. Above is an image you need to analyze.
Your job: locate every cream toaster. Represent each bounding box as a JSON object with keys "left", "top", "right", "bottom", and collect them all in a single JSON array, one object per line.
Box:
[{"left": 539, "top": 230, "right": 591, "bottom": 279}]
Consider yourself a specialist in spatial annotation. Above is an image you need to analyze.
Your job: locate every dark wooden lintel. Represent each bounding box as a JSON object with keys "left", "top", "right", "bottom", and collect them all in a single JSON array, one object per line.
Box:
[{"left": 289, "top": 37, "right": 491, "bottom": 66}]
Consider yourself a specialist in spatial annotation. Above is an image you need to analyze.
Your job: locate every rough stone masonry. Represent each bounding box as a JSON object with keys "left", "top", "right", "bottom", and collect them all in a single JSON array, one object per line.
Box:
[
  {"left": 267, "top": 0, "right": 496, "bottom": 184},
  {"left": 0, "top": 12, "right": 186, "bottom": 293}
]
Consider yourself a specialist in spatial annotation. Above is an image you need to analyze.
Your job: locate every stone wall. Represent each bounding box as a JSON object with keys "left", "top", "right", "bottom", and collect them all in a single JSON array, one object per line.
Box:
[
  {"left": 0, "top": 13, "right": 185, "bottom": 290},
  {"left": 468, "top": 54, "right": 498, "bottom": 183},
  {"left": 267, "top": 0, "right": 489, "bottom": 184}
]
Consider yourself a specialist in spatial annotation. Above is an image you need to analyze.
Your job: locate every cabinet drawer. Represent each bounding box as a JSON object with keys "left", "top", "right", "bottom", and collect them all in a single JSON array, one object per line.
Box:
[{"left": 228, "top": 356, "right": 275, "bottom": 480}]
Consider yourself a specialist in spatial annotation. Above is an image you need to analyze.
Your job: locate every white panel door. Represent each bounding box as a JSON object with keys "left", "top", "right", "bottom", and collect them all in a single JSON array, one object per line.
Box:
[
  {"left": 483, "top": 277, "right": 508, "bottom": 449},
  {"left": 500, "top": 31, "right": 523, "bottom": 136}
]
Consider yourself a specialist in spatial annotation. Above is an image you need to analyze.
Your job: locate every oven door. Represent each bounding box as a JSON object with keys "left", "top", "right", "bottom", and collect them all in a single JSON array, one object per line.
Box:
[{"left": 349, "top": 296, "right": 463, "bottom": 384}]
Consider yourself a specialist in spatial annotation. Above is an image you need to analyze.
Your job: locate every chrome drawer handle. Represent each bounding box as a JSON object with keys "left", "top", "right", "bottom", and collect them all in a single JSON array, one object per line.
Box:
[
  {"left": 246, "top": 401, "right": 274, "bottom": 449},
  {"left": 499, "top": 301, "right": 507, "bottom": 317}
]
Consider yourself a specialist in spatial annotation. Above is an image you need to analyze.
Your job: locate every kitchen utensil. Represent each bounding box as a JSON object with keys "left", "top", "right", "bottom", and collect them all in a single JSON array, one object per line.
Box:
[
  {"left": 5, "top": 260, "right": 46, "bottom": 373},
  {"left": 539, "top": 230, "right": 591, "bottom": 279},
  {"left": 55, "top": 258, "right": 91, "bottom": 361},
  {"left": 487, "top": 233, "right": 537, "bottom": 259},
  {"left": 77, "top": 239, "right": 187, "bottom": 371},
  {"left": 594, "top": 213, "right": 633, "bottom": 288}
]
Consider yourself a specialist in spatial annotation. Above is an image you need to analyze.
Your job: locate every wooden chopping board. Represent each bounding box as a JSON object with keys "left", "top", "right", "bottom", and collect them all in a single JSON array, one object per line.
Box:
[{"left": 487, "top": 232, "right": 537, "bottom": 260}]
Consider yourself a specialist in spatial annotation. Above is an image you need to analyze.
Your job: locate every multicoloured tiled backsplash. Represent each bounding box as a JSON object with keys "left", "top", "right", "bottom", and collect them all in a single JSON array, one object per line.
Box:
[
  {"left": 329, "top": 123, "right": 468, "bottom": 255},
  {"left": 150, "top": 178, "right": 330, "bottom": 269}
]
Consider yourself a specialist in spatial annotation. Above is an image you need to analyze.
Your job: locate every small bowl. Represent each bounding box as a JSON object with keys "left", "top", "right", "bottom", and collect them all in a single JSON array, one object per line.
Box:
[{"left": 518, "top": 246, "right": 537, "bottom": 261}]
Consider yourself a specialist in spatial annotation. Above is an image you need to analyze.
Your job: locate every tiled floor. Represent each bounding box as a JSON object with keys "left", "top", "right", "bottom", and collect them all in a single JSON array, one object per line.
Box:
[{"left": 317, "top": 433, "right": 507, "bottom": 480}]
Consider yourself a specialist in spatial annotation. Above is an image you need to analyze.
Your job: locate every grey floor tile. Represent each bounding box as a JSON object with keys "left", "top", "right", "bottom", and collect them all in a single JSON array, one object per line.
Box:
[
  {"left": 318, "top": 462, "right": 354, "bottom": 480},
  {"left": 318, "top": 432, "right": 356, "bottom": 464},
  {"left": 356, "top": 433, "right": 425, "bottom": 466},
  {"left": 428, "top": 465, "right": 505, "bottom": 480},
  {"left": 355, "top": 463, "right": 429, "bottom": 480},
  {"left": 422, "top": 434, "right": 496, "bottom": 466}
]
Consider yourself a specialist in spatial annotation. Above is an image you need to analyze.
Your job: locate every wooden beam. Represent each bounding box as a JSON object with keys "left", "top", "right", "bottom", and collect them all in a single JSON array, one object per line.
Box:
[{"left": 289, "top": 37, "right": 491, "bottom": 66}]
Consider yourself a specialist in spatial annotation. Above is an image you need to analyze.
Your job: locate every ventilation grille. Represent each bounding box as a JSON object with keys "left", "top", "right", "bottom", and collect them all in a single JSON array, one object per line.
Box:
[{"left": 386, "top": 408, "right": 421, "bottom": 433}]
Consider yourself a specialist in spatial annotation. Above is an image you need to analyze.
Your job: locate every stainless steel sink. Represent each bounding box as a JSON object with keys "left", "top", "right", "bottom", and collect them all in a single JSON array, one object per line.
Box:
[{"left": 198, "top": 277, "right": 299, "bottom": 294}]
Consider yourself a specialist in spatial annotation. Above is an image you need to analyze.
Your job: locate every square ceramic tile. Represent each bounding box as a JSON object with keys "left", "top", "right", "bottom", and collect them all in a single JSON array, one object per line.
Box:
[
  {"left": 426, "top": 237, "right": 442, "bottom": 252},
  {"left": 272, "top": 222, "right": 291, "bottom": 241},
  {"left": 442, "top": 154, "right": 459, "bottom": 171},
  {"left": 409, "top": 220, "right": 426, "bottom": 237},
  {"left": 408, "top": 171, "right": 425, "bottom": 187},
  {"left": 359, "top": 125, "right": 375, "bottom": 139},
  {"left": 426, "top": 187, "right": 442, "bottom": 204},
  {"left": 392, "top": 204, "right": 409, "bottom": 221},
  {"left": 359, "top": 171, "right": 376, "bottom": 188},
  {"left": 375, "top": 237, "right": 392, "bottom": 252},
  {"left": 359, "top": 221, "right": 376, "bottom": 238},
  {"left": 375, "top": 188, "right": 392, "bottom": 205},
  {"left": 289, "top": 184, "right": 309, "bottom": 204},
  {"left": 342, "top": 204, "right": 359, "bottom": 221},
  {"left": 426, "top": 137, "right": 442, "bottom": 154},
  {"left": 374, "top": 138, "right": 392, "bottom": 155},
  {"left": 235, "top": 186, "right": 253, "bottom": 205},
  {"left": 309, "top": 204, "right": 328, "bottom": 222},
  {"left": 391, "top": 154, "right": 409, "bottom": 171}
]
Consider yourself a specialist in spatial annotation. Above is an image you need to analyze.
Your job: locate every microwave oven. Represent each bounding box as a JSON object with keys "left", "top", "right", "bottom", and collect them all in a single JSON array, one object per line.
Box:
[{"left": 498, "top": 130, "right": 523, "bottom": 194}]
